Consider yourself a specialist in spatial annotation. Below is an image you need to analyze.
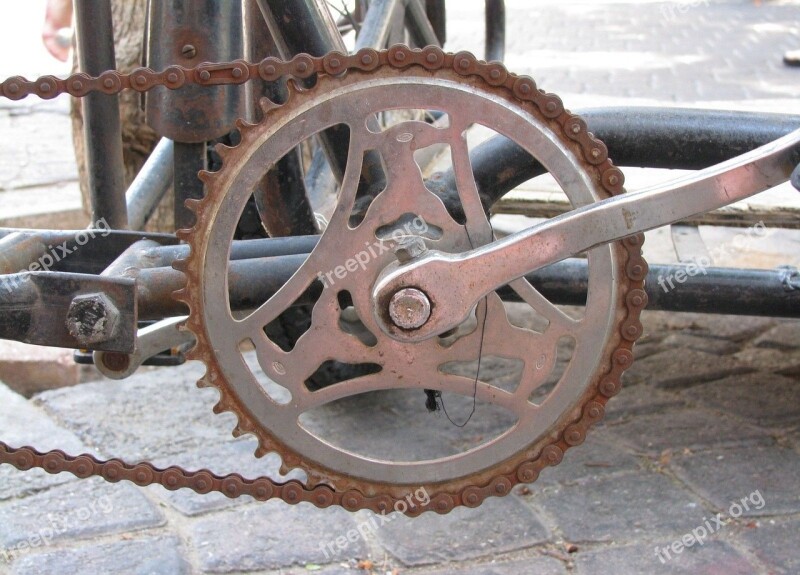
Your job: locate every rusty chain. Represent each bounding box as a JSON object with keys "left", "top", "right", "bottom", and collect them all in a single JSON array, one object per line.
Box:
[{"left": 0, "top": 46, "right": 647, "bottom": 515}]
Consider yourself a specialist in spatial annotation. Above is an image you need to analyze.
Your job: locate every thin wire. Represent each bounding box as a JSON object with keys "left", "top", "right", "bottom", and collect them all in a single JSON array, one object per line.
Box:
[{"left": 435, "top": 221, "right": 493, "bottom": 428}]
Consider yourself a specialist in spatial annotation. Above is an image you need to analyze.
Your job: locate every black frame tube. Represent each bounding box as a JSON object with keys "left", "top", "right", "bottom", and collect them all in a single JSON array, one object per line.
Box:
[
  {"left": 485, "top": 0, "right": 505, "bottom": 62},
  {"left": 74, "top": 0, "right": 128, "bottom": 229}
]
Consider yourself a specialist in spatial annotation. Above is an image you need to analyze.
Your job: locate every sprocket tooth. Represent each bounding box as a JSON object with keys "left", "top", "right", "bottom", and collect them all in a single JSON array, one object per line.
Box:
[
  {"left": 234, "top": 117, "right": 254, "bottom": 131},
  {"left": 175, "top": 228, "right": 193, "bottom": 242},
  {"left": 214, "top": 142, "right": 234, "bottom": 160},
  {"left": 254, "top": 445, "right": 270, "bottom": 458},
  {"left": 172, "top": 259, "right": 189, "bottom": 273},
  {"left": 185, "top": 347, "right": 203, "bottom": 363},
  {"left": 258, "top": 97, "right": 280, "bottom": 115},
  {"left": 197, "top": 169, "right": 214, "bottom": 184},
  {"left": 185, "top": 198, "right": 202, "bottom": 213}
]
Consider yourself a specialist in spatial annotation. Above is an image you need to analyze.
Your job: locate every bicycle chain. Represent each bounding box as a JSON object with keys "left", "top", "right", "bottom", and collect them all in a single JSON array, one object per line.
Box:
[{"left": 0, "top": 46, "right": 647, "bottom": 515}]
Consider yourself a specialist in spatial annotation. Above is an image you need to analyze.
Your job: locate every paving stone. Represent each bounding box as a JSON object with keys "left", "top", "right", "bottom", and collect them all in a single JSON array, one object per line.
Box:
[
  {"left": 9, "top": 536, "right": 190, "bottom": 575},
  {"left": 33, "top": 362, "right": 237, "bottom": 461},
  {"left": 732, "top": 347, "right": 800, "bottom": 376},
  {"left": 188, "top": 501, "right": 368, "bottom": 572},
  {"left": 418, "top": 556, "right": 567, "bottom": 575},
  {"left": 669, "top": 445, "right": 800, "bottom": 517},
  {"left": 752, "top": 322, "right": 800, "bottom": 351},
  {"left": 531, "top": 471, "right": 707, "bottom": 543},
  {"left": 573, "top": 540, "right": 758, "bottom": 575},
  {"left": 0, "top": 110, "right": 77, "bottom": 192},
  {"left": 376, "top": 496, "right": 549, "bottom": 566},
  {"left": 0, "top": 383, "right": 87, "bottom": 501},
  {"left": 604, "top": 407, "right": 772, "bottom": 455},
  {"left": 640, "top": 312, "right": 776, "bottom": 346},
  {"left": 660, "top": 333, "right": 741, "bottom": 356},
  {"left": 777, "top": 363, "right": 800, "bottom": 379},
  {"left": 739, "top": 518, "right": 800, "bottom": 575},
  {"left": 621, "top": 349, "right": 754, "bottom": 390},
  {"left": 684, "top": 372, "right": 800, "bottom": 427},
  {"left": 602, "top": 384, "right": 686, "bottom": 423},
  {"left": 535, "top": 433, "right": 641, "bottom": 486},
  {"left": 148, "top": 439, "right": 304, "bottom": 517},
  {"left": 0, "top": 477, "right": 163, "bottom": 552},
  {"left": 0, "top": 341, "right": 83, "bottom": 397}
]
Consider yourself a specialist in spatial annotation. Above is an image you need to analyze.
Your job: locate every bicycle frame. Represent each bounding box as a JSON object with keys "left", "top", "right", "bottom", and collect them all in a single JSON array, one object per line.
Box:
[{"left": 0, "top": 0, "right": 797, "bottom": 371}]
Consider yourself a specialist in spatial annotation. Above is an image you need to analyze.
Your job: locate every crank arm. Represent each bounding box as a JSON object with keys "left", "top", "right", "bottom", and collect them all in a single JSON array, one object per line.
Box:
[
  {"left": 93, "top": 316, "right": 192, "bottom": 379},
  {"left": 373, "top": 128, "right": 800, "bottom": 342}
]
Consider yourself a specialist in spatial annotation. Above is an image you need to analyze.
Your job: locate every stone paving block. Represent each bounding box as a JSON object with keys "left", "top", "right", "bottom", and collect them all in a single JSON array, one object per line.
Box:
[
  {"left": 753, "top": 322, "right": 800, "bottom": 352},
  {"left": 188, "top": 501, "right": 368, "bottom": 573},
  {"left": 0, "top": 477, "right": 162, "bottom": 554},
  {"left": 418, "top": 556, "right": 567, "bottom": 575},
  {"left": 0, "top": 341, "right": 83, "bottom": 397},
  {"left": 684, "top": 372, "right": 800, "bottom": 427},
  {"left": 640, "top": 313, "right": 776, "bottom": 346},
  {"left": 148, "top": 439, "right": 304, "bottom": 517},
  {"left": 299, "top": 387, "right": 516, "bottom": 463},
  {"left": 192, "top": 501, "right": 374, "bottom": 573},
  {"left": 573, "top": 540, "right": 758, "bottom": 575},
  {"left": 732, "top": 347, "right": 800, "bottom": 376},
  {"left": 376, "top": 496, "right": 549, "bottom": 566},
  {"left": 669, "top": 445, "right": 800, "bottom": 517},
  {"left": 530, "top": 471, "right": 707, "bottom": 543},
  {"left": 660, "top": 333, "right": 741, "bottom": 356},
  {"left": 738, "top": 518, "right": 800, "bottom": 575},
  {"left": 34, "top": 362, "right": 237, "bottom": 461},
  {"left": 534, "top": 433, "right": 641, "bottom": 486},
  {"left": 602, "top": 384, "right": 686, "bottom": 423},
  {"left": 621, "top": 349, "right": 754, "bottom": 390},
  {"left": 280, "top": 564, "right": 356, "bottom": 575},
  {"left": 0, "top": 383, "right": 87, "bottom": 501},
  {"left": 9, "top": 536, "right": 190, "bottom": 575},
  {"left": 0, "top": 110, "right": 77, "bottom": 192},
  {"left": 604, "top": 407, "right": 772, "bottom": 456}
]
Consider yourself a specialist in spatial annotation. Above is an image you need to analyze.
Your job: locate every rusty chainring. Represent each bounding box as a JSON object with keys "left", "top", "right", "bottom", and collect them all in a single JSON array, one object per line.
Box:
[{"left": 0, "top": 46, "right": 648, "bottom": 515}]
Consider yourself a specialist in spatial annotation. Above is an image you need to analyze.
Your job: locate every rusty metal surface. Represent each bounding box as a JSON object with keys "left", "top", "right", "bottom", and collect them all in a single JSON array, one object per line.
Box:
[
  {"left": 145, "top": 0, "right": 246, "bottom": 142},
  {"left": 0, "top": 47, "right": 645, "bottom": 514},
  {"left": 0, "top": 271, "right": 135, "bottom": 352}
]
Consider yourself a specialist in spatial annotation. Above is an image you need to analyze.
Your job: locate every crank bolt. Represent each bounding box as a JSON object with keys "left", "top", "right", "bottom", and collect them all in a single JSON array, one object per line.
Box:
[{"left": 388, "top": 288, "right": 431, "bottom": 330}]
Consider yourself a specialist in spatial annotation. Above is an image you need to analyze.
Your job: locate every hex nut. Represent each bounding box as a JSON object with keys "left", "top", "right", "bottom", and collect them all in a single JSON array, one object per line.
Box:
[{"left": 66, "top": 293, "right": 120, "bottom": 345}]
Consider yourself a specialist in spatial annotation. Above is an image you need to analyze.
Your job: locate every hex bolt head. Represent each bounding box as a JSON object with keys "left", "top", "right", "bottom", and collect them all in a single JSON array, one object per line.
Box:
[
  {"left": 393, "top": 236, "right": 427, "bottom": 264},
  {"left": 388, "top": 288, "right": 432, "bottom": 330},
  {"left": 66, "top": 293, "right": 120, "bottom": 346}
]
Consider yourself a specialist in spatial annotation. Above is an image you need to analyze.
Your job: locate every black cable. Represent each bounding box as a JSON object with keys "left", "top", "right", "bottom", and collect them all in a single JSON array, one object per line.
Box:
[{"left": 426, "top": 221, "right": 493, "bottom": 427}]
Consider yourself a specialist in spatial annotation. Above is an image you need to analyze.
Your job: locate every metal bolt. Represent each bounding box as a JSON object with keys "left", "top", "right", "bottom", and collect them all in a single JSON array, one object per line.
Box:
[
  {"left": 181, "top": 44, "right": 197, "bottom": 59},
  {"left": 388, "top": 288, "right": 431, "bottom": 330},
  {"left": 66, "top": 293, "right": 120, "bottom": 346},
  {"left": 393, "top": 236, "right": 427, "bottom": 264}
]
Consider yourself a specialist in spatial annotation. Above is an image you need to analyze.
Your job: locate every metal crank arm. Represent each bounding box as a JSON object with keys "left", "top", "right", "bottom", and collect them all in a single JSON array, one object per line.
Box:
[
  {"left": 373, "top": 128, "right": 800, "bottom": 342},
  {"left": 93, "top": 316, "right": 192, "bottom": 379}
]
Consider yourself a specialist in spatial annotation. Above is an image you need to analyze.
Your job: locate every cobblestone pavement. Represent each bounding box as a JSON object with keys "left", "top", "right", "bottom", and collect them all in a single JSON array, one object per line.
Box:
[{"left": 1, "top": 1, "right": 800, "bottom": 574}]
